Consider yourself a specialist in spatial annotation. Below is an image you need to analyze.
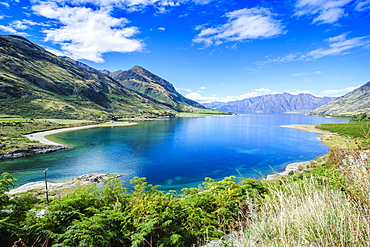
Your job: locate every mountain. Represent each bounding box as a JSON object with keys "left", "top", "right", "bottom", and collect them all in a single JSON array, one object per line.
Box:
[
  {"left": 309, "top": 81, "right": 370, "bottom": 116},
  {"left": 203, "top": 93, "right": 337, "bottom": 114},
  {"left": 100, "top": 66, "right": 205, "bottom": 112},
  {"left": 0, "top": 35, "right": 207, "bottom": 119}
]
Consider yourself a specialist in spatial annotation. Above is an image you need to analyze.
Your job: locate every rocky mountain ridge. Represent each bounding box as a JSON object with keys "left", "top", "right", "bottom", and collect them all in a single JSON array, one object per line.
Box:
[
  {"left": 0, "top": 35, "right": 207, "bottom": 119},
  {"left": 309, "top": 82, "right": 370, "bottom": 116},
  {"left": 203, "top": 93, "right": 337, "bottom": 114}
]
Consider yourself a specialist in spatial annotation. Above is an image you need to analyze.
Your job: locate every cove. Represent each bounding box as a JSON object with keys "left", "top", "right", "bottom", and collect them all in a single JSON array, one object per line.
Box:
[{"left": 0, "top": 114, "right": 346, "bottom": 191}]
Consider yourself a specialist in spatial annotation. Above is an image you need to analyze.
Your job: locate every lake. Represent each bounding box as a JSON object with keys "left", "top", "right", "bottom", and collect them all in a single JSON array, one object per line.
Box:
[{"left": 0, "top": 114, "right": 346, "bottom": 191}]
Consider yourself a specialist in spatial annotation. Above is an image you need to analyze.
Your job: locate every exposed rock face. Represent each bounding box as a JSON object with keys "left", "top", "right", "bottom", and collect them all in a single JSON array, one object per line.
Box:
[
  {"left": 203, "top": 93, "right": 337, "bottom": 114},
  {"left": 0, "top": 145, "right": 70, "bottom": 159},
  {"left": 309, "top": 81, "right": 370, "bottom": 116}
]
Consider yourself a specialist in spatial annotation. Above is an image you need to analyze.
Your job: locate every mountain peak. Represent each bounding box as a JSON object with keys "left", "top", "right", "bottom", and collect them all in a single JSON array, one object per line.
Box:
[
  {"left": 310, "top": 81, "right": 370, "bottom": 116},
  {"left": 203, "top": 93, "right": 337, "bottom": 114}
]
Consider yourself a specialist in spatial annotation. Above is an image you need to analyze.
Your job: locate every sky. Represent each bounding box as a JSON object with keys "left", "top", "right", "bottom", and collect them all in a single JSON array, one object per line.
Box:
[{"left": 1, "top": 0, "right": 370, "bottom": 103}]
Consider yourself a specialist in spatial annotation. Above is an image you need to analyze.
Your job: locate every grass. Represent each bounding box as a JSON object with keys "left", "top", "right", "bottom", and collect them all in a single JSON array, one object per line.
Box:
[
  {"left": 0, "top": 118, "right": 94, "bottom": 155},
  {"left": 228, "top": 121, "right": 370, "bottom": 246}
]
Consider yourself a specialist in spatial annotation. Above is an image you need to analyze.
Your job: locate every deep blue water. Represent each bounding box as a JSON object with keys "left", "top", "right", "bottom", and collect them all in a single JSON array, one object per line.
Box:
[{"left": 0, "top": 114, "right": 346, "bottom": 190}]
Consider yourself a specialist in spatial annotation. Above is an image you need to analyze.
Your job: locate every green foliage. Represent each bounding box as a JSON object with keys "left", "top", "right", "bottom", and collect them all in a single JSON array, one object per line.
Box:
[
  {"left": 3, "top": 176, "right": 267, "bottom": 246},
  {"left": 350, "top": 113, "right": 370, "bottom": 122}
]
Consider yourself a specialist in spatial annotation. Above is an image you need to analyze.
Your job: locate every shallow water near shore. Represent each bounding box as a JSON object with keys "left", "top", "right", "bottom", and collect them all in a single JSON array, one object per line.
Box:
[{"left": 0, "top": 114, "right": 346, "bottom": 191}]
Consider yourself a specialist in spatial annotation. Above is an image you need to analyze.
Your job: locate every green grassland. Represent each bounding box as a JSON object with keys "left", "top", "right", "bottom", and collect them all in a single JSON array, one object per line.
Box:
[{"left": 0, "top": 118, "right": 92, "bottom": 155}]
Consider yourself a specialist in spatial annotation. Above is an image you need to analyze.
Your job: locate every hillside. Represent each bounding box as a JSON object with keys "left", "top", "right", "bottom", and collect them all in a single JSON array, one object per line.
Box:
[
  {"left": 101, "top": 66, "right": 205, "bottom": 112},
  {"left": 0, "top": 35, "right": 207, "bottom": 119},
  {"left": 309, "top": 81, "right": 370, "bottom": 116},
  {"left": 203, "top": 93, "right": 336, "bottom": 114}
]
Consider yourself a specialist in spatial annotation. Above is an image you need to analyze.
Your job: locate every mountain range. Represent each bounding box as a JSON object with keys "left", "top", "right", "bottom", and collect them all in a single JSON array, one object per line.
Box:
[
  {"left": 203, "top": 93, "right": 337, "bottom": 114},
  {"left": 309, "top": 81, "right": 370, "bottom": 116},
  {"left": 0, "top": 35, "right": 213, "bottom": 120}
]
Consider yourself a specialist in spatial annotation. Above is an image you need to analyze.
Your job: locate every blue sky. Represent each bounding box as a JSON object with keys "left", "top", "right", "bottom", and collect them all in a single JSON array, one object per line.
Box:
[{"left": 1, "top": 0, "right": 370, "bottom": 103}]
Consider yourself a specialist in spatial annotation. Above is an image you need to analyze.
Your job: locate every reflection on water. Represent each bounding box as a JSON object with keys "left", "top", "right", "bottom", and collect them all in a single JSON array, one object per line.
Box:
[{"left": 0, "top": 115, "right": 346, "bottom": 190}]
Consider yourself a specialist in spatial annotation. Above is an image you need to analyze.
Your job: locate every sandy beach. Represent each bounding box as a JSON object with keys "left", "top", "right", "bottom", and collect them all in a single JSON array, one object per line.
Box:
[
  {"left": 25, "top": 124, "right": 100, "bottom": 146},
  {"left": 25, "top": 122, "right": 138, "bottom": 146},
  {"left": 281, "top": 124, "right": 354, "bottom": 149}
]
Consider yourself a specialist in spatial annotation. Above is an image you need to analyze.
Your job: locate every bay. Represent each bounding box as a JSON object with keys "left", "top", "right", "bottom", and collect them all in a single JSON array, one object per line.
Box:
[{"left": 0, "top": 114, "right": 346, "bottom": 191}]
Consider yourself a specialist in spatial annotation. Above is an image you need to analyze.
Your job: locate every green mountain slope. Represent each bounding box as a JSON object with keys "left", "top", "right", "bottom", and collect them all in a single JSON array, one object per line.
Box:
[
  {"left": 102, "top": 66, "right": 205, "bottom": 112},
  {"left": 0, "top": 35, "right": 208, "bottom": 119},
  {"left": 309, "top": 81, "right": 370, "bottom": 117}
]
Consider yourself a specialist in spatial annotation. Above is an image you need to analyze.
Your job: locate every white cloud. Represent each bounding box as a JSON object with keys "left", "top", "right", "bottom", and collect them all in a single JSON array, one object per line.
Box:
[
  {"left": 292, "top": 72, "right": 308, "bottom": 76},
  {"left": 158, "top": 27, "right": 165, "bottom": 31},
  {"left": 193, "top": 7, "right": 285, "bottom": 46},
  {"left": 30, "top": 0, "right": 211, "bottom": 8},
  {"left": 305, "top": 33, "right": 370, "bottom": 59},
  {"left": 186, "top": 88, "right": 279, "bottom": 103},
  {"left": 176, "top": 87, "right": 192, "bottom": 92},
  {"left": 355, "top": 0, "right": 370, "bottom": 11},
  {"left": 0, "top": 25, "right": 29, "bottom": 36},
  {"left": 0, "top": 2, "right": 10, "bottom": 7},
  {"left": 294, "top": 0, "right": 352, "bottom": 24},
  {"left": 260, "top": 33, "right": 370, "bottom": 65},
  {"left": 10, "top": 19, "right": 44, "bottom": 30},
  {"left": 32, "top": 3, "right": 144, "bottom": 63},
  {"left": 321, "top": 86, "right": 359, "bottom": 96}
]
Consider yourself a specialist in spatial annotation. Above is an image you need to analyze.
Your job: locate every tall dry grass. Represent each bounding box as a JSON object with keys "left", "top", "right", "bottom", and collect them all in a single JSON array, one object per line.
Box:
[{"left": 233, "top": 149, "right": 370, "bottom": 246}]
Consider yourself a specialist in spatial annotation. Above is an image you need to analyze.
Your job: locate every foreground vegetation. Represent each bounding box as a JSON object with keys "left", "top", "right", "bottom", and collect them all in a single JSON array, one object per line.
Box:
[{"left": 1, "top": 117, "right": 370, "bottom": 246}]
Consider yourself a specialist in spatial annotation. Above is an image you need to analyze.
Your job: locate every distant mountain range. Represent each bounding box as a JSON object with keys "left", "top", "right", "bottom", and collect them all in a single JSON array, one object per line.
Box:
[
  {"left": 0, "top": 35, "right": 217, "bottom": 119},
  {"left": 203, "top": 93, "right": 337, "bottom": 114},
  {"left": 309, "top": 81, "right": 370, "bottom": 116}
]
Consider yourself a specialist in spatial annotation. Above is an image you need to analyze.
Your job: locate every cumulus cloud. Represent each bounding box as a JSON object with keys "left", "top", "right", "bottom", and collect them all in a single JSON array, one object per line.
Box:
[
  {"left": 260, "top": 33, "right": 370, "bottom": 65},
  {"left": 193, "top": 7, "right": 285, "bottom": 46},
  {"left": 185, "top": 88, "right": 278, "bottom": 103},
  {"left": 32, "top": 2, "right": 144, "bottom": 62},
  {"left": 294, "top": 0, "right": 352, "bottom": 24}
]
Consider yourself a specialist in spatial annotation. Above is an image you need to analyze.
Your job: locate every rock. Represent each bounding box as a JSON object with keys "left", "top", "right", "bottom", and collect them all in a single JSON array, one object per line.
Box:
[
  {"left": 7, "top": 173, "right": 122, "bottom": 197},
  {"left": 0, "top": 145, "right": 70, "bottom": 159},
  {"left": 266, "top": 161, "right": 311, "bottom": 180}
]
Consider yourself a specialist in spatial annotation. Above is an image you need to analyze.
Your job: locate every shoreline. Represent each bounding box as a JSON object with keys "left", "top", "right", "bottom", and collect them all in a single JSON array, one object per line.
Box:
[
  {"left": 267, "top": 124, "right": 353, "bottom": 180},
  {"left": 25, "top": 122, "right": 138, "bottom": 147}
]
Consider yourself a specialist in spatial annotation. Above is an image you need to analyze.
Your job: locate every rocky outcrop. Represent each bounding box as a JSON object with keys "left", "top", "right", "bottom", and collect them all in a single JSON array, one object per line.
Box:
[
  {"left": 203, "top": 93, "right": 337, "bottom": 114},
  {"left": 7, "top": 173, "right": 122, "bottom": 197},
  {"left": 0, "top": 145, "right": 70, "bottom": 159}
]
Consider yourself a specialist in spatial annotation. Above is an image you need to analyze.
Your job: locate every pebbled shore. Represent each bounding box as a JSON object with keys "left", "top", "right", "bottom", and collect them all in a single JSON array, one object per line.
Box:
[{"left": 7, "top": 173, "right": 122, "bottom": 198}]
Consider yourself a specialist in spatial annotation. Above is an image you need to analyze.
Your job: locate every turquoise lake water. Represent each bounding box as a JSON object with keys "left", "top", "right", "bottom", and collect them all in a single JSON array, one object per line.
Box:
[{"left": 0, "top": 114, "right": 346, "bottom": 191}]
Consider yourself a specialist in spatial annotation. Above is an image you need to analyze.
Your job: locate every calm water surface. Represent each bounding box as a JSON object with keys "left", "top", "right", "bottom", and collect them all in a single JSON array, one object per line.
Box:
[{"left": 0, "top": 114, "right": 346, "bottom": 190}]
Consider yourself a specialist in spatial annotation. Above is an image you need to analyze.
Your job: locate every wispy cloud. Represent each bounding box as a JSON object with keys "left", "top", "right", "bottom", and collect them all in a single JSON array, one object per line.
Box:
[
  {"left": 321, "top": 86, "right": 359, "bottom": 96},
  {"left": 0, "top": 25, "right": 29, "bottom": 36},
  {"left": 30, "top": 0, "right": 211, "bottom": 9},
  {"left": 294, "top": 0, "right": 352, "bottom": 24},
  {"left": 260, "top": 33, "right": 370, "bottom": 65},
  {"left": 0, "top": 2, "right": 10, "bottom": 8},
  {"left": 355, "top": 0, "right": 370, "bottom": 11},
  {"left": 185, "top": 88, "right": 279, "bottom": 103},
  {"left": 193, "top": 7, "right": 285, "bottom": 46},
  {"left": 32, "top": 2, "right": 144, "bottom": 63}
]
